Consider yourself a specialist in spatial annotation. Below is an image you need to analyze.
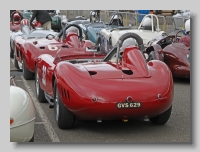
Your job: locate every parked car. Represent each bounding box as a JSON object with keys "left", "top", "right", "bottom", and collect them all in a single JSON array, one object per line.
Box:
[
  {"left": 10, "top": 69, "right": 36, "bottom": 142},
  {"left": 97, "top": 14, "right": 167, "bottom": 54},
  {"left": 80, "top": 12, "right": 124, "bottom": 45},
  {"left": 146, "top": 30, "right": 190, "bottom": 78},
  {"left": 35, "top": 32, "right": 174, "bottom": 129},
  {"left": 13, "top": 24, "right": 106, "bottom": 80}
]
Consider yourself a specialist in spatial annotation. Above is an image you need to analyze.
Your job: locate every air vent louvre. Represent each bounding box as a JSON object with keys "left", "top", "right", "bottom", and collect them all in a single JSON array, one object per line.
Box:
[{"left": 88, "top": 71, "right": 97, "bottom": 75}]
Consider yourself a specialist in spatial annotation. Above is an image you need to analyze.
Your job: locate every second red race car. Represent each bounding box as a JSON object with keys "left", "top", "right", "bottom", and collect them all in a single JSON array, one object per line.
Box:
[
  {"left": 14, "top": 23, "right": 106, "bottom": 80},
  {"left": 35, "top": 32, "right": 174, "bottom": 129},
  {"left": 146, "top": 30, "right": 190, "bottom": 79}
]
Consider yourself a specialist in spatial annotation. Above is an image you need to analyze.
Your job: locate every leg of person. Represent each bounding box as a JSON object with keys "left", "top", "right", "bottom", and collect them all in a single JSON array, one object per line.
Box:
[
  {"left": 42, "top": 22, "right": 47, "bottom": 30},
  {"left": 42, "top": 21, "right": 51, "bottom": 30},
  {"left": 46, "top": 21, "right": 52, "bottom": 30}
]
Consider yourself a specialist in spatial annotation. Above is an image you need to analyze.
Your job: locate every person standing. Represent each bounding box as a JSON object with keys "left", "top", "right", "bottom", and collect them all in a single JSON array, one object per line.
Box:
[{"left": 30, "top": 10, "right": 52, "bottom": 30}]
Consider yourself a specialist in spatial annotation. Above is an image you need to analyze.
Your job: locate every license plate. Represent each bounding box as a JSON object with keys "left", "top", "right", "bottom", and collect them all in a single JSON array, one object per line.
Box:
[{"left": 116, "top": 102, "right": 142, "bottom": 109}]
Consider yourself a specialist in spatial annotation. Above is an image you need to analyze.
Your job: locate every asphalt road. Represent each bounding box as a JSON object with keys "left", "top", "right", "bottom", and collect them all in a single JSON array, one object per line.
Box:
[{"left": 10, "top": 58, "right": 191, "bottom": 144}]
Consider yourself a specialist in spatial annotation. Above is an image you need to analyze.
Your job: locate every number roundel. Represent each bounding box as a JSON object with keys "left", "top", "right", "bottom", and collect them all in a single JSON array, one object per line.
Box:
[{"left": 48, "top": 45, "right": 58, "bottom": 51}]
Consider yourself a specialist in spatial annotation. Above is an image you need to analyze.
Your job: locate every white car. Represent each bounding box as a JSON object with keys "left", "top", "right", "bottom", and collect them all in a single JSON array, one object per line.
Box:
[
  {"left": 97, "top": 14, "right": 167, "bottom": 54},
  {"left": 10, "top": 69, "right": 36, "bottom": 142}
]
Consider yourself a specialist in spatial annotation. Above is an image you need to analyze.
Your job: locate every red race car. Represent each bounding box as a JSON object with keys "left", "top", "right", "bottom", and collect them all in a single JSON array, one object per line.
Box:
[
  {"left": 146, "top": 30, "right": 190, "bottom": 79},
  {"left": 14, "top": 23, "right": 105, "bottom": 80},
  {"left": 35, "top": 32, "right": 174, "bottom": 129}
]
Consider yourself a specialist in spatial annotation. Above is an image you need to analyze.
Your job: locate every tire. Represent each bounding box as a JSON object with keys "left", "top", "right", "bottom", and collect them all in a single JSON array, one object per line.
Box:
[
  {"left": 29, "top": 135, "right": 34, "bottom": 142},
  {"left": 10, "top": 42, "right": 14, "bottom": 59},
  {"left": 14, "top": 45, "right": 19, "bottom": 69},
  {"left": 150, "top": 105, "right": 172, "bottom": 125},
  {"left": 22, "top": 56, "right": 34, "bottom": 80},
  {"left": 35, "top": 67, "right": 46, "bottom": 103},
  {"left": 148, "top": 51, "right": 157, "bottom": 61},
  {"left": 54, "top": 80, "right": 75, "bottom": 129}
]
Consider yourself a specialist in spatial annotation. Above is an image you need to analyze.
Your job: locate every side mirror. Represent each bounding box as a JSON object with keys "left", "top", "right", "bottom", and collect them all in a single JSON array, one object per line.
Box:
[{"left": 46, "top": 34, "right": 55, "bottom": 40}]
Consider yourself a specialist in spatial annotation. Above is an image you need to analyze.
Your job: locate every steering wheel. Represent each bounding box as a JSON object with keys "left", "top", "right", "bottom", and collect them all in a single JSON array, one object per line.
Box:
[{"left": 62, "top": 24, "right": 83, "bottom": 43}]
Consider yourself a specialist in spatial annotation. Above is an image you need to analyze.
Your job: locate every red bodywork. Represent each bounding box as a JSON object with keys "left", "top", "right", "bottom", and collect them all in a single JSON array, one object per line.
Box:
[
  {"left": 14, "top": 31, "right": 106, "bottom": 79},
  {"left": 36, "top": 45, "right": 174, "bottom": 120},
  {"left": 10, "top": 22, "right": 21, "bottom": 31},
  {"left": 147, "top": 34, "right": 190, "bottom": 79}
]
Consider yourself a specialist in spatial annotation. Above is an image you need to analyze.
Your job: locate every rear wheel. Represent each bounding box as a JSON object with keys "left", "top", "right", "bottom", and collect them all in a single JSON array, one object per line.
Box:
[
  {"left": 10, "top": 42, "right": 14, "bottom": 58},
  {"left": 150, "top": 105, "right": 172, "bottom": 125},
  {"left": 54, "top": 80, "right": 75, "bottom": 129},
  {"left": 14, "top": 46, "right": 19, "bottom": 69},
  {"left": 22, "top": 56, "right": 34, "bottom": 80},
  {"left": 35, "top": 67, "right": 46, "bottom": 103}
]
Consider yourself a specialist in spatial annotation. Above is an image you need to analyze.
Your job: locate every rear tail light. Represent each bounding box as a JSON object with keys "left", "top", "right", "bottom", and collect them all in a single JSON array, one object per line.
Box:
[
  {"left": 148, "top": 61, "right": 153, "bottom": 66},
  {"left": 10, "top": 118, "right": 14, "bottom": 125}
]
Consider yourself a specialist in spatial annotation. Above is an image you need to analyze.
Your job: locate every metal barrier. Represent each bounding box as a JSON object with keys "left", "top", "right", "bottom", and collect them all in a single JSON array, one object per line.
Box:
[{"left": 60, "top": 10, "right": 189, "bottom": 35}]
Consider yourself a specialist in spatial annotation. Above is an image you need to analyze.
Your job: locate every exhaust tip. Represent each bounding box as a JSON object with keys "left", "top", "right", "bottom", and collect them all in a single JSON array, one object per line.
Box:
[
  {"left": 97, "top": 119, "right": 102, "bottom": 123},
  {"left": 122, "top": 119, "right": 128, "bottom": 122}
]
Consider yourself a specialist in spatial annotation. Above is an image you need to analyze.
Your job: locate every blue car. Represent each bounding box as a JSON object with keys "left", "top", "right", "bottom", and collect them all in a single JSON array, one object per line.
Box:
[{"left": 79, "top": 13, "right": 124, "bottom": 44}]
